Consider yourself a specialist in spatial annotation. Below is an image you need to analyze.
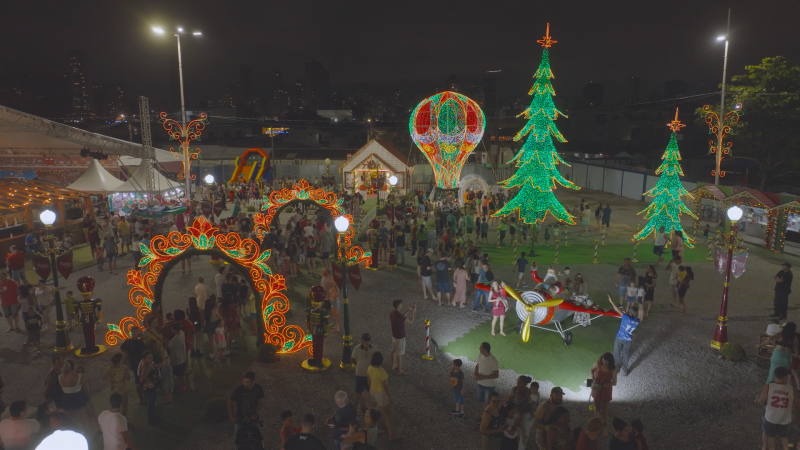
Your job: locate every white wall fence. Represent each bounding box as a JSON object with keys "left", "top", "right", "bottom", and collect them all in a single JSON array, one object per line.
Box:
[{"left": 560, "top": 161, "right": 698, "bottom": 203}]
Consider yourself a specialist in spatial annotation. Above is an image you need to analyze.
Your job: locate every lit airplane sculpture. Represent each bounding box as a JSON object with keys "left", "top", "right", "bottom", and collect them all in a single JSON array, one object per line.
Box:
[{"left": 476, "top": 262, "right": 620, "bottom": 345}]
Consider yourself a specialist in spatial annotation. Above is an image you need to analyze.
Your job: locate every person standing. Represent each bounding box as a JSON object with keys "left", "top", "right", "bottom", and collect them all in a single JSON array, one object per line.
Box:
[
  {"left": 282, "top": 413, "right": 327, "bottom": 450},
  {"left": 389, "top": 300, "right": 415, "bottom": 376},
  {"left": 515, "top": 252, "right": 529, "bottom": 289},
  {"left": 120, "top": 327, "right": 147, "bottom": 406},
  {"left": 118, "top": 216, "right": 131, "bottom": 254},
  {"left": 642, "top": 265, "right": 657, "bottom": 319},
  {"left": 167, "top": 323, "right": 188, "bottom": 393},
  {"left": 772, "top": 262, "right": 793, "bottom": 320},
  {"left": 653, "top": 227, "right": 668, "bottom": 266},
  {"left": 614, "top": 259, "right": 637, "bottom": 308},
  {"left": 420, "top": 249, "right": 435, "bottom": 300},
  {"left": 576, "top": 417, "right": 604, "bottom": 450},
  {"left": 214, "top": 266, "right": 228, "bottom": 301},
  {"left": 435, "top": 253, "right": 452, "bottom": 306},
  {"left": 394, "top": 224, "right": 406, "bottom": 266},
  {"left": 138, "top": 351, "right": 161, "bottom": 425},
  {"left": 452, "top": 260, "right": 468, "bottom": 308},
  {"left": 0, "top": 272, "right": 21, "bottom": 332},
  {"left": 5, "top": 246, "right": 28, "bottom": 286},
  {"left": 590, "top": 353, "right": 616, "bottom": 427},
  {"left": 607, "top": 295, "right": 639, "bottom": 376},
  {"left": 103, "top": 353, "right": 130, "bottom": 418},
  {"left": 489, "top": 282, "right": 508, "bottom": 337},
  {"left": 98, "top": 393, "right": 137, "bottom": 450},
  {"left": 228, "top": 372, "right": 265, "bottom": 437},
  {"left": 349, "top": 333, "right": 376, "bottom": 415},
  {"left": 474, "top": 342, "right": 500, "bottom": 412},
  {"left": 0, "top": 401, "right": 41, "bottom": 449},
  {"left": 367, "top": 351, "right": 400, "bottom": 441},
  {"left": 755, "top": 366, "right": 797, "bottom": 450},
  {"left": 533, "top": 387, "right": 565, "bottom": 450},
  {"left": 670, "top": 230, "right": 685, "bottom": 261},
  {"left": 327, "top": 391, "right": 356, "bottom": 450},
  {"left": 601, "top": 203, "right": 612, "bottom": 228}
]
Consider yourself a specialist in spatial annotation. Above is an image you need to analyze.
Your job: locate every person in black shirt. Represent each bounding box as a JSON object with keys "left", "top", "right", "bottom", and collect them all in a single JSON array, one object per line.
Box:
[
  {"left": 772, "top": 262, "right": 794, "bottom": 320},
  {"left": 229, "top": 371, "right": 265, "bottom": 439},
  {"left": 121, "top": 327, "right": 147, "bottom": 405},
  {"left": 420, "top": 249, "right": 435, "bottom": 300},
  {"left": 327, "top": 391, "right": 356, "bottom": 450},
  {"left": 283, "top": 413, "right": 327, "bottom": 450},
  {"left": 435, "top": 254, "right": 452, "bottom": 306}
]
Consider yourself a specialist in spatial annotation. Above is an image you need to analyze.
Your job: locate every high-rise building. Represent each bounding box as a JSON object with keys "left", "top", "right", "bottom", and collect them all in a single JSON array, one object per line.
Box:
[
  {"left": 92, "top": 83, "right": 125, "bottom": 118},
  {"left": 291, "top": 79, "right": 305, "bottom": 113},
  {"left": 69, "top": 50, "right": 91, "bottom": 117},
  {"left": 625, "top": 76, "right": 640, "bottom": 104},
  {"left": 481, "top": 77, "right": 497, "bottom": 118},
  {"left": 582, "top": 82, "right": 604, "bottom": 107},
  {"left": 271, "top": 71, "right": 288, "bottom": 116},
  {"left": 664, "top": 79, "right": 688, "bottom": 99},
  {"left": 304, "top": 60, "right": 330, "bottom": 111},
  {"left": 445, "top": 75, "right": 460, "bottom": 92}
]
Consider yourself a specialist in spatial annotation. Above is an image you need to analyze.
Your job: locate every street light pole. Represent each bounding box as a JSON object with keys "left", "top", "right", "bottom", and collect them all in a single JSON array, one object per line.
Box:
[
  {"left": 712, "top": 205, "right": 742, "bottom": 349},
  {"left": 715, "top": 9, "right": 731, "bottom": 186},
  {"left": 175, "top": 33, "right": 191, "bottom": 199},
  {"left": 335, "top": 216, "right": 355, "bottom": 370},
  {"left": 37, "top": 210, "right": 73, "bottom": 353}
]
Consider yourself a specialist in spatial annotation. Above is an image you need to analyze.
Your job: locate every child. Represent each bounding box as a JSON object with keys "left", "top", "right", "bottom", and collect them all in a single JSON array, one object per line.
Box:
[
  {"left": 340, "top": 419, "right": 360, "bottom": 450},
  {"left": 63, "top": 290, "right": 77, "bottom": 330},
  {"left": 94, "top": 245, "right": 105, "bottom": 271},
  {"left": 544, "top": 225, "right": 551, "bottom": 245},
  {"left": 630, "top": 418, "right": 649, "bottom": 450},
  {"left": 636, "top": 276, "right": 647, "bottom": 320},
  {"left": 22, "top": 306, "right": 43, "bottom": 353},
  {"left": 279, "top": 410, "right": 297, "bottom": 444},
  {"left": 449, "top": 359, "right": 464, "bottom": 418},
  {"left": 213, "top": 320, "right": 227, "bottom": 362},
  {"left": 516, "top": 252, "right": 529, "bottom": 289},
  {"left": 529, "top": 381, "right": 541, "bottom": 410},
  {"left": 499, "top": 402, "right": 520, "bottom": 450},
  {"left": 160, "top": 355, "right": 174, "bottom": 403},
  {"left": 625, "top": 281, "right": 638, "bottom": 314}
]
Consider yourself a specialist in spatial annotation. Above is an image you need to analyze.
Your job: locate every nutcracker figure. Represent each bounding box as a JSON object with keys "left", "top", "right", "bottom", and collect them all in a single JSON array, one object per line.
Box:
[
  {"left": 302, "top": 285, "right": 330, "bottom": 371},
  {"left": 75, "top": 276, "right": 105, "bottom": 356},
  {"left": 367, "top": 219, "right": 380, "bottom": 269}
]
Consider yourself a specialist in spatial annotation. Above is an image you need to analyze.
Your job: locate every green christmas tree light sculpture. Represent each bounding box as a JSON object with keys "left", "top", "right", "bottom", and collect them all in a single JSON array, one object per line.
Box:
[
  {"left": 633, "top": 108, "right": 698, "bottom": 247},
  {"left": 493, "top": 23, "right": 579, "bottom": 225}
]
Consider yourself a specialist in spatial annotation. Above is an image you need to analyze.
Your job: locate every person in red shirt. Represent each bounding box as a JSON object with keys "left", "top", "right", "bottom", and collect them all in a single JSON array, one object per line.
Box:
[
  {"left": 575, "top": 417, "right": 603, "bottom": 450},
  {"left": 5, "top": 245, "right": 28, "bottom": 285},
  {"left": 389, "top": 299, "right": 416, "bottom": 376},
  {"left": 0, "top": 272, "right": 22, "bottom": 332}
]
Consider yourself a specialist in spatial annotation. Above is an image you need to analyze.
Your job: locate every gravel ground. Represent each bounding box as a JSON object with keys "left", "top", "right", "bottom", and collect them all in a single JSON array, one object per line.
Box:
[{"left": 4, "top": 190, "right": 800, "bottom": 450}]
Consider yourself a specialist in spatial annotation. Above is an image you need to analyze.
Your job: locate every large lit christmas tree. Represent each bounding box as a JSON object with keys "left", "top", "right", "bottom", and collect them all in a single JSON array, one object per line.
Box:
[
  {"left": 633, "top": 108, "right": 697, "bottom": 247},
  {"left": 493, "top": 23, "right": 578, "bottom": 225}
]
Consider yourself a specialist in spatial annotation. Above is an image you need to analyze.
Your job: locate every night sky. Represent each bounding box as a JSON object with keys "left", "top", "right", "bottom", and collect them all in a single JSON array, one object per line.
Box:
[{"left": 3, "top": 0, "right": 800, "bottom": 109}]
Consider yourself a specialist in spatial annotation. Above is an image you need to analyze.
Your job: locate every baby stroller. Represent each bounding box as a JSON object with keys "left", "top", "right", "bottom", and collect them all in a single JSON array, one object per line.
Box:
[{"left": 235, "top": 417, "right": 264, "bottom": 450}]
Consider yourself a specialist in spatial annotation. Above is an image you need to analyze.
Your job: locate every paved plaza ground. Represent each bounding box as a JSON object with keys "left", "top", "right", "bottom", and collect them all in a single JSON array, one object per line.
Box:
[{"left": 2, "top": 187, "right": 800, "bottom": 449}]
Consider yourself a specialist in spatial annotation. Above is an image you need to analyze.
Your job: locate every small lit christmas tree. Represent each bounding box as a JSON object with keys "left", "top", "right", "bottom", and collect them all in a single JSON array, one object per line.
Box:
[
  {"left": 633, "top": 108, "right": 698, "bottom": 247},
  {"left": 493, "top": 23, "right": 578, "bottom": 225}
]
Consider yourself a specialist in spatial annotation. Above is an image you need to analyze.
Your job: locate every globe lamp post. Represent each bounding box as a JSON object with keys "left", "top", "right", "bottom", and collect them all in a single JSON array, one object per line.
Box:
[
  {"left": 37, "top": 210, "right": 73, "bottom": 353},
  {"left": 335, "top": 216, "right": 356, "bottom": 370},
  {"left": 712, "top": 205, "right": 742, "bottom": 349}
]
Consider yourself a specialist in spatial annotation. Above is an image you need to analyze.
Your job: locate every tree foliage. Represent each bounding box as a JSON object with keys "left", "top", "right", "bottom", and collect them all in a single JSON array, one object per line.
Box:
[{"left": 696, "top": 56, "right": 800, "bottom": 190}]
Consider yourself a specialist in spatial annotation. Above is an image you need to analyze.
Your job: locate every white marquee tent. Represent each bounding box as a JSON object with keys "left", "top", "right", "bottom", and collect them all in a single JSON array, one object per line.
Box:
[
  {"left": 114, "top": 162, "right": 181, "bottom": 194},
  {"left": 66, "top": 159, "right": 125, "bottom": 194}
]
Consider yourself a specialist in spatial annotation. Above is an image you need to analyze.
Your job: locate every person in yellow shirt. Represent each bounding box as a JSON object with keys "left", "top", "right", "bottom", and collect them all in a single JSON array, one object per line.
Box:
[
  {"left": 366, "top": 352, "right": 400, "bottom": 441},
  {"left": 118, "top": 216, "right": 131, "bottom": 254}
]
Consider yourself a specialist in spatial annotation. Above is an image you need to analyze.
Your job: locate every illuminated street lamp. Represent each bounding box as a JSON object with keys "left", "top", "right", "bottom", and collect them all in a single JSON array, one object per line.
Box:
[
  {"left": 335, "top": 216, "right": 356, "bottom": 370},
  {"left": 712, "top": 205, "right": 743, "bottom": 349},
  {"left": 36, "top": 210, "right": 73, "bottom": 353},
  {"left": 204, "top": 174, "right": 215, "bottom": 184},
  {"left": 36, "top": 430, "right": 88, "bottom": 450},
  {"left": 386, "top": 176, "right": 399, "bottom": 269},
  {"left": 153, "top": 25, "right": 202, "bottom": 199}
]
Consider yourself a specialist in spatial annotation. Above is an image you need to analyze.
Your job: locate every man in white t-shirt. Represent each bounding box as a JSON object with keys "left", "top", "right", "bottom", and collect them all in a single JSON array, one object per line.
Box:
[
  {"left": 194, "top": 277, "right": 209, "bottom": 305},
  {"left": 473, "top": 342, "right": 500, "bottom": 412},
  {"left": 98, "top": 393, "right": 137, "bottom": 450},
  {"left": 214, "top": 266, "right": 228, "bottom": 300},
  {"left": 349, "top": 333, "right": 377, "bottom": 414},
  {"left": 0, "top": 400, "right": 40, "bottom": 450}
]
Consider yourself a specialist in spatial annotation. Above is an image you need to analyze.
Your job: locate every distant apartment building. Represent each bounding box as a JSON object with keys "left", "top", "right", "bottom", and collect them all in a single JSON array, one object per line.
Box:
[
  {"left": 304, "top": 60, "right": 330, "bottom": 111},
  {"left": 69, "top": 50, "right": 91, "bottom": 117}
]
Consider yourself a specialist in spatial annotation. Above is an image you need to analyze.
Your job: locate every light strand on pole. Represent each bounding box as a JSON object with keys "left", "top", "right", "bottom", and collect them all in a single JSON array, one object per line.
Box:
[
  {"left": 553, "top": 239, "right": 559, "bottom": 264},
  {"left": 422, "top": 319, "right": 434, "bottom": 361},
  {"left": 601, "top": 225, "right": 606, "bottom": 246},
  {"left": 593, "top": 239, "right": 599, "bottom": 264},
  {"left": 563, "top": 224, "right": 569, "bottom": 246},
  {"left": 632, "top": 224, "right": 639, "bottom": 262},
  {"left": 512, "top": 240, "right": 517, "bottom": 265}
]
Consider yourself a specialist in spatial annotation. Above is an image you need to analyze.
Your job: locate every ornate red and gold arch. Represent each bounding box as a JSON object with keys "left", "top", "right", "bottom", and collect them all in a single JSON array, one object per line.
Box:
[{"left": 105, "top": 216, "right": 312, "bottom": 354}]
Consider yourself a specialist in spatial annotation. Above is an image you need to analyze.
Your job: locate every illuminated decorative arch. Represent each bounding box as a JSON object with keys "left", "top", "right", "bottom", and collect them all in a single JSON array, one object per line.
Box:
[
  {"left": 105, "top": 216, "right": 311, "bottom": 354},
  {"left": 253, "top": 178, "right": 371, "bottom": 266}
]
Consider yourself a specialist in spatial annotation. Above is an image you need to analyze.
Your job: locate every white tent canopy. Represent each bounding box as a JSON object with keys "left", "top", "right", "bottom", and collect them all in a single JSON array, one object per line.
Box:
[
  {"left": 114, "top": 163, "right": 181, "bottom": 194},
  {"left": 66, "top": 159, "right": 124, "bottom": 194},
  {"left": 117, "top": 148, "right": 182, "bottom": 165}
]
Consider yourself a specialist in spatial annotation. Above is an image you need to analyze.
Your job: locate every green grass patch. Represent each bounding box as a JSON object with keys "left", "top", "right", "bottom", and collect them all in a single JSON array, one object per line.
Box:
[
  {"left": 479, "top": 241, "right": 711, "bottom": 266},
  {"left": 440, "top": 291, "right": 619, "bottom": 392}
]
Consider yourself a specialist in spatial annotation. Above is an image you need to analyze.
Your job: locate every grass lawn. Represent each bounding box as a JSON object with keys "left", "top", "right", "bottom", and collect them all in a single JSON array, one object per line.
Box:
[
  {"left": 440, "top": 291, "right": 620, "bottom": 392},
  {"left": 478, "top": 241, "right": 711, "bottom": 266}
]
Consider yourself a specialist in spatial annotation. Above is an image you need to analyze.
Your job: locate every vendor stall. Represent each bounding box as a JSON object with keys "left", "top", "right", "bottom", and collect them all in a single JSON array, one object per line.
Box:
[{"left": 340, "top": 139, "right": 413, "bottom": 198}]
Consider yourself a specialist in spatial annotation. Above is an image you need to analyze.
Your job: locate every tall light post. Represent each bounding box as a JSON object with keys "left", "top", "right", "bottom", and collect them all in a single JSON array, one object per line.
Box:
[
  {"left": 713, "top": 9, "right": 731, "bottom": 185},
  {"left": 153, "top": 26, "right": 202, "bottom": 199},
  {"left": 712, "top": 205, "right": 743, "bottom": 349},
  {"left": 335, "top": 216, "right": 356, "bottom": 370},
  {"left": 386, "top": 175, "right": 398, "bottom": 269},
  {"left": 36, "top": 210, "right": 73, "bottom": 353}
]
